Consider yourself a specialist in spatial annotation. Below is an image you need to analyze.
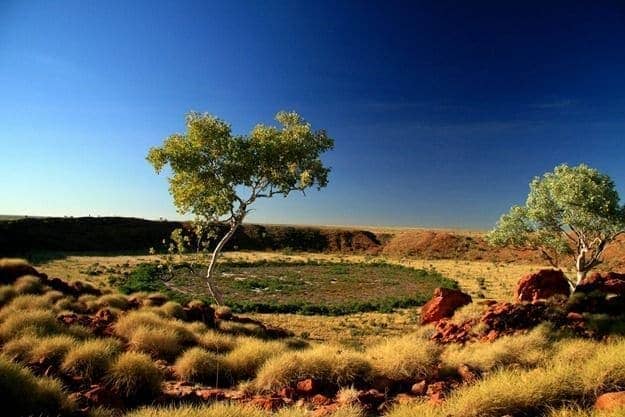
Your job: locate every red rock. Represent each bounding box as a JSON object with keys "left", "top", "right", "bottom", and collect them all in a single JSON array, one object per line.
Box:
[
  {"left": 371, "top": 376, "right": 394, "bottom": 392},
  {"left": 249, "top": 396, "right": 284, "bottom": 411},
  {"left": 567, "top": 312, "right": 584, "bottom": 321},
  {"left": 312, "top": 404, "right": 339, "bottom": 417},
  {"left": 296, "top": 378, "right": 319, "bottom": 395},
  {"left": 457, "top": 364, "right": 478, "bottom": 383},
  {"left": 421, "top": 288, "right": 472, "bottom": 324},
  {"left": 311, "top": 394, "right": 332, "bottom": 406},
  {"left": 84, "top": 384, "right": 124, "bottom": 408},
  {"left": 395, "top": 393, "right": 417, "bottom": 404},
  {"left": 515, "top": 269, "right": 570, "bottom": 303},
  {"left": 410, "top": 380, "right": 427, "bottom": 395},
  {"left": 196, "top": 389, "right": 226, "bottom": 401},
  {"left": 595, "top": 391, "right": 625, "bottom": 411},
  {"left": 357, "top": 389, "right": 386, "bottom": 409},
  {"left": 578, "top": 272, "right": 625, "bottom": 295},
  {"left": 426, "top": 381, "right": 447, "bottom": 405},
  {"left": 279, "top": 387, "right": 294, "bottom": 399}
]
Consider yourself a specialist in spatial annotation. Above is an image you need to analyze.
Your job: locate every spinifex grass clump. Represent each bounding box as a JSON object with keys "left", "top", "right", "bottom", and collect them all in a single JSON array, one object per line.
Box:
[
  {"left": 124, "top": 402, "right": 364, "bottom": 417},
  {"left": 223, "top": 338, "right": 288, "bottom": 382},
  {"left": 0, "top": 309, "right": 62, "bottom": 340},
  {"left": 115, "top": 310, "right": 196, "bottom": 360},
  {"left": 254, "top": 345, "right": 372, "bottom": 392},
  {"left": 13, "top": 275, "right": 44, "bottom": 294},
  {"left": 441, "top": 324, "right": 553, "bottom": 372},
  {"left": 106, "top": 351, "right": 163, "bottom": 402},
  {"left": 61, "top": 338, "right": 121, "bottom": 382},
  {"left": 174, "top": 347, "right": 223, "bottom": 385},
  {"left": 366, "top": 333, "right": 441, "bottom": 382},
  {"left": 0, "top": 355, "right": 74, "bottom": 416},
  {"left": 197, "top": 330, "right": 237, "bottom": 353},
  {"left": 29, "top": 334, "right": 78, "bottom": 367}
]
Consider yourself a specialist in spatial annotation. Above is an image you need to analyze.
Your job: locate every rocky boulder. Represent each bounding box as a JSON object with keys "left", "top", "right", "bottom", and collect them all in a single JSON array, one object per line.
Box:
[
  {"left": 576, "top": 272, "right": 625, "bottom": 295},
  {"left": 420, "top": 288, "right": 472, "bottom": 325},
  {"left": 595, "top": 391, "right": 625, "bottom": 411},
  {"left": 515, "top": 269, "right": 570, "bottom": 303}
]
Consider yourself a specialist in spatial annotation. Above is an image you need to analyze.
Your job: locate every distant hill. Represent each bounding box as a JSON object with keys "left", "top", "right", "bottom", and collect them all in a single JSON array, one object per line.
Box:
[{"left": 0, "top": 216, "right": 381, "bottom": 256}]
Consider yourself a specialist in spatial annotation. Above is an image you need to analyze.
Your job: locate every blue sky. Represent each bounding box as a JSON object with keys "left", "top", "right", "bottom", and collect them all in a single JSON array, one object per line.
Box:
[{"left": 1, "top": 1, "right": 625, "bottom": 229}]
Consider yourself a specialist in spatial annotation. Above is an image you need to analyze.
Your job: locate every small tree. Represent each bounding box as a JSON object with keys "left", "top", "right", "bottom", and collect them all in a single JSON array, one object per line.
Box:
[
  {"left": 487, "top": 163, "right": 625, "bottom": 290},
  {"left": 147, "top": 111, "right": 334, "bottom": 304}
]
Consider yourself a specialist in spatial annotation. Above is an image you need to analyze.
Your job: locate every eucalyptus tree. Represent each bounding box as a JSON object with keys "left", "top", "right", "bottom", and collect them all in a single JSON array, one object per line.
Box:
[
  {"left": 487, "top": 163, "right": 625, "bottom": 290},
  {"left": 147, "top": 111, "right": 334, "bottom": 304}
]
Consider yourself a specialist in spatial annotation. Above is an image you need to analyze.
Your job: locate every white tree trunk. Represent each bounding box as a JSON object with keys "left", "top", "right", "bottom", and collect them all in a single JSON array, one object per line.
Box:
[
  {"left": 205, "top": 221, "right": 241, "bottom": 305},
  {"left": 575, "top": 269, "right": 587, "bottom": 288}
]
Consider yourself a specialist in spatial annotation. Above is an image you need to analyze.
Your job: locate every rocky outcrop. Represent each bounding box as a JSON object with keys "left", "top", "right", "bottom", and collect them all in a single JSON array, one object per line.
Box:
[
  {"left": 595, "top": 391, "right": 625, "bottom": 411},
  {"left": 515, "top": 269, "right": 570, "bottom": 303},
  {"left": 577, "top": 272, "right": 625, "bottom": 295},
  {"left": 420, "top": 288, "right": 472, "bottom": 325}
]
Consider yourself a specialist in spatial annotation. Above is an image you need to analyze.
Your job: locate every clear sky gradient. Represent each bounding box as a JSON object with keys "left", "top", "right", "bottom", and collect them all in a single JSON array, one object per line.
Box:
[{"left": 2, "top": 1, "right": 625, "bottom": 229}]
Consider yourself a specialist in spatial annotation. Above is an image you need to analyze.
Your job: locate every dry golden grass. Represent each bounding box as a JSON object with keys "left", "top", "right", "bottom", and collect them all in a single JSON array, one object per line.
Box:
[
  {"left": 159, "top": 301, "right": 186, "bottom": 319},
  {"left": 2, "top": 333, "right": 39, "bottom": 362},
  {"left": 0, "top": 354, "right": 74, "bottom": 416},
  {"left": 13, "top": 275, "right": 44, "bottom": 294},
  {"left": 106, "top": 351, "right": 163, "bottom": 400},
  {"left": 174, "top": 347, "right": 223, "bottom": 385},
  {"left": 223, "top": 337, "right": 289, "bottom": 382},
  {"left": 0, "top": 308, "right": 62, "bottom": 340},
  {"left": 29, "top": 334, "right": 79, "bottom": 366},
  {"left": 254, "top": 344, "right": 371, "bottom": 392},
  {"left": 366, "top": 333, "right": 441, "bottom": 382},
  {"left": 197, "top": 330, "right": 237, "bottom": 353},
  {"left": 0, "top": 285, "right": 16, "bottom": 307},
  {"left": 441, "top": 324, "right": 553, "bottom": 372},
  {"left": 124, "top": 403, "right": 355, "bottom": 417},
  {"left": 61, "top": 338, "right": 121, "bottom": 381}
]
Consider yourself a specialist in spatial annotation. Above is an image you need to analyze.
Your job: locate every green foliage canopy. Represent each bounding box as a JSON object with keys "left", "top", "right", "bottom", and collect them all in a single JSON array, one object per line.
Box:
[
  {"left": 487, "top": 164, "right": 625, "bottom": 284},
  {"left": 147, "top": 111, "right": 333, "bottom": 220}
]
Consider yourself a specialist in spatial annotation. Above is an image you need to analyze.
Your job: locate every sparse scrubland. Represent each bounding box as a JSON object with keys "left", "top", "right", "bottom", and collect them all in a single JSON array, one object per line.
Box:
[{"left": 2, "top": 256, "right": 625, "bottom": 417}]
